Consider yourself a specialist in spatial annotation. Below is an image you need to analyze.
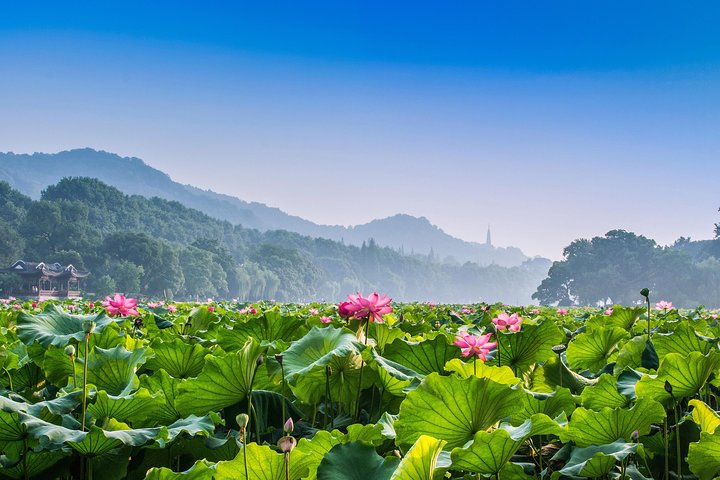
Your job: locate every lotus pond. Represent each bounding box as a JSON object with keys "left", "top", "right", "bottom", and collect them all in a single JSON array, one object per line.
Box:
[{"left": 1, "top": 297, "right": 720, "bottom": 480}]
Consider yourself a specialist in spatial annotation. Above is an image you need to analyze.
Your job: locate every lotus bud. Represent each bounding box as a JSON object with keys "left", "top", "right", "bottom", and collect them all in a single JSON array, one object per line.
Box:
[
  {"left": 277, "top": 435, "right": 296, "bottom": 453},
  {"left": 64, "top": 345, "right": 76, "bottom": 357},
  {"left": 82, "top": 320, "right": 96, "bottom": 334},
  {"left": 283, "top": 417, "right": 294, "bottom": 434},
  {"left": 631, "top": 429, "right": 639, "bottom": 442},
  {"left": 256, "top": 355, "right": 264, "bottom": 366},
  {"left": 434, "top": 321, "right": 441, "bottom": 330},
  {"left": 664, "top": 380, "right": 674, "bottom": 395},
  {"left": 325, "top": 365, "right": 333, "bottom": 376},
  {"left": 274, "top": 354, "right": 283, "bottom": 365},
  {"left": 236, "top": 413, "right": 250, "bottom": 430},
  {"left": 640, "top": 288, "right": 650, "bottom": 299}
]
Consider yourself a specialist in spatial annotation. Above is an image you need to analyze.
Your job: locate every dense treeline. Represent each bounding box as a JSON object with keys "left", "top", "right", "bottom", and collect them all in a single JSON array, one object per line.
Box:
[
  {"left": 533, "top": 229, "right": 720, "bottom": 307},
  {"left": 0, "top": 178, "right": 550, "bottom": 302}
]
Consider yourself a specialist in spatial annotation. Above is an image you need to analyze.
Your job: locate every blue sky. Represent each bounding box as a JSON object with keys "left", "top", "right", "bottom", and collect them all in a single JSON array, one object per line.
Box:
[{"left": 1, "top": 1, "right": 719, "bottom": 258}]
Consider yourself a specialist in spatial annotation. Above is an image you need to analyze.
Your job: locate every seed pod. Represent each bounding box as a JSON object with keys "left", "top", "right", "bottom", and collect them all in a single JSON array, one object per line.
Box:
[
  {"left": 640, "top": 288, "right": 650, "bottom": 298},
  {"left": 274, "top": 354, "right": 283, "bottom": 365},
  {"left": 82, "top": 320, "right": 96, "bottom": 334},
  {"left": 235, "top": 413, "right": 250, "bottom": 429}
]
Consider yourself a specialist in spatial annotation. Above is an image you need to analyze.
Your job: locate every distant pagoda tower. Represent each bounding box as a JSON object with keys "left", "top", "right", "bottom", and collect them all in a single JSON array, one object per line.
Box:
[{"left": 486, "top": 225, "right": 492, "bottom": 247}]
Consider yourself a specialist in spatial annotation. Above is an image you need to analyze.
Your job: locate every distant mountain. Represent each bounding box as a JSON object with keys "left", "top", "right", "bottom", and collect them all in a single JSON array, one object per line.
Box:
[{"left": 0, "top": 148, "right": 531, "bottom": 266}]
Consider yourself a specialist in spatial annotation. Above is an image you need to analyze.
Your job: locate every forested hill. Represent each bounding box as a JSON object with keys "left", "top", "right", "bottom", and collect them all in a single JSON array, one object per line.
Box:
[
  {"left": 0, "top": 149, "right": 528, "bottom": 267},
  {"left": 0, "top": 178, "right": 550, "bottom": 303}
]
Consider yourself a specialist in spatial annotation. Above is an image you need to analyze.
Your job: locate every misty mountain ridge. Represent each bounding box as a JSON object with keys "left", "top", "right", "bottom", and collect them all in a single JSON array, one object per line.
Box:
[{"left": 0, "top": 148, "right": 532, "bottom": 266}]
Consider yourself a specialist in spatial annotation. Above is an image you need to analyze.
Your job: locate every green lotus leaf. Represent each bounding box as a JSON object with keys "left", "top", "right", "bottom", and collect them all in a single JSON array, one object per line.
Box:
[
  {"left": 496, "top": 320, "right": 564, "bottom": 374},
  {"left": 88, "top": 388, "right": 160, "bottom": 426},
  {"left": 16, "top": 305, "right": 121, "bottom": 348},
  {"left": 568, "top": 398, "right": 666, "bottom": 447},
  {"left": 145, "top": 460, "right": 216, "bottom": 480},
  {"left": 0, "top": 390, "right": 82, "bottom": 417},
  {"left": 589, "top": 306, "right": 645, "bottom": 330},
  {"left": 689, "top": 399, "right": 720, "bottom": 434},
  {"left": 444, "top": 358, "right": 518, "bottom": 385},
  {"left": 653, "top": 322, "right": 715, "bottom": 358},
  {"left": 512, "top": 387, "right": 576, "bottom": 423},
  {"left": 84, "top": 345, "right": 147, "bottom": 396},
  {"left": 567, "top": 326, "right": 629, "bottom": 372},
  {"left": 0, "top": 410, "right": 24, "bottom": 444},
  {"left": 558, "top": 440, "right": 637, "bottom": 477},
  {"left": 580, "top": 374, "right": 631, "bottom": 410},
  {"left": 533, "top": 354, "right": 598, "bottom": 394},
  {"left": 282, "top": 327, "right": 362, "bottom": 379},
  {"left": 384, "top": 334, "right": 460, "bottom": 376},
  {"left": 214, "top": 442, "right": 313, "bottom": 480},
  {"left": 316, "top": 442, "right": 399, "bottom": 480},
  {"left": 450, "top": 414, "right": 564, "bottom": 475},
  {"left": 281, "top": 326, "right": 366, "bottom": 407},
  {"left": 344, "top": 422, "right": 388, "bottom": 446},
  {"left": 395, "top": 373, "right": 524, "bottom": 449},
  {"left": 159, "top": 414, "right": 217, "bottom": 447},
  {"left": 688, "top": 429, "right": 720, "bottom": 480},
  {"left": 176, "top": 338, "right": 264, "bottom": 416},
  {"left": 366, "top": 349, "right": 418, "bottom": 397},
  {"left": 635, "top": 352, "right": 720, "bottom": 406},
  {"left": 216, "top": 309, "right": 307, "bottom": 351},
  {"left": 69, "top": 422, "right": 157, "bottom": 457},
  {"left": 0, "top": 450, "right": 67, "bottom": 479},
  {"left": 389, "top": 435, "right": 446, "bottom": 480},
  {"left": 139, "top": 369, "right": 183, "bottom": 424},
  {"left": 185, "top": 307, "right": 222, "bottom": 335},
  {"left": 18, "top": 411, "right": 86, "bottom": 448},
  {"left": 614, "top": 336, "right": 647, "bottom": 372},
  {"left": 145, "top": 338, "right": 210, "bottom": 379},
  {"left": 369, "top": 322, "right": 406, "bottom": 353}
]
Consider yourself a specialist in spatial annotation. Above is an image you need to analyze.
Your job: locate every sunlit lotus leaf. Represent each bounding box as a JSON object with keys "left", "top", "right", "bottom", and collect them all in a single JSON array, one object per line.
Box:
[
  {"left": 214, "top": 442, "right": 313, "bottom": 480},
  {"left": 568, "top": 398, "right": 665, "bottom": 447},
  {"left": 216, "top": 309, "right": 307, "bottom": 350},
  {"left": 451, "top": 414, "right": 563, "bottom": 475},
  {"left": 176, "top": 338, "right": 263, "bottom": 416},
  {"left": 495, "top": 320, "right": 564, "bottom": 374},
  {"left": 145, "top": 338, "right": 210, "bottom": 379},
  {"left": 580, "top": 374, "right": 631, "bottom": 410},
  {"left": 395, "top": 373, "right": 524, "bottom": 449},
  {"left": 444, "top": 358, "right": 518, "bottom": 385},
  {"left": 567, "top": 326, "right": 629, "bottom": 372},
  {"left": 635, "top": 351, "right": 720, "bottom": 406},
  {"left": 384, "top": 335, "right": 460, "bottom": 376}
]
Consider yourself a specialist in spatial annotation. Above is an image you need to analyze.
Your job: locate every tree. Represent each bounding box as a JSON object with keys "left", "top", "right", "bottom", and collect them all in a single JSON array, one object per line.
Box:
[
  {"left": 113, "top": 261, "right": 144, "bottom": 295},
  {"left": 533, "top": 230, "right": 663, "bottom": 306}
]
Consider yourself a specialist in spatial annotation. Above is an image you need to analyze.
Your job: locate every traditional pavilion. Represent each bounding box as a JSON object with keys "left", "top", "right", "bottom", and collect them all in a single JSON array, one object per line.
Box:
[{"left": 1, "top": 261, "right": 89, "bottom": 300}]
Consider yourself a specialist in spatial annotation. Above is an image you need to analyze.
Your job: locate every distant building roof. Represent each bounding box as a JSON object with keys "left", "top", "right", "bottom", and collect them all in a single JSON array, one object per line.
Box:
[{"left": 1, "top": 260, "right": 90, "bottom": 278}]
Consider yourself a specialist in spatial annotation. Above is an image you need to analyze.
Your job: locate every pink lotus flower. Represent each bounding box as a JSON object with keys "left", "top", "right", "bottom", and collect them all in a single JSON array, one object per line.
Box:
[
  {"left": 655, "top": 301, "right": 674, "bottom": 312},
  {"left": 309, "top": 308, "right": 319, "bottom": 315},
  {"left": 102, "top": 293, "right": 139, "bottom": 317},
  {"left": 319, "top": 316, "right": 332, "bottom": 324},
  {"left": 711, "top": 314, "right": 719, "bottom": 319},
  {"left": 1, "top": 299, "right": 9, "bottom": 305},
  {"left": 67, "top": 304, "right": 77, "bottom": 311},
  {"left": 492, "top": 312, "right": 523, "bottom": 333},
  {"left": 343, "top": 292, "right": 392, "bottom": 323},
  {"left": 167, "top": 304, "right": 177, "bottom": 313},
  {"left": 31, "top": 301, "right": 38, "bottom": 309},
  {"left": 207, "top": 306, "right": 215, "bottom": 312},
  {"left": 249, "top": 307, "right": 257, "bottom": 315},
  {"left": 337, "top": 301, "right": 354, "bottom": 319},
  {"left": 12, "top": 304, "right": 21, "bottom": 310},
  {"left": 604, "top": 308, "right": 614, "bottom": 315},
  {"left": 454, "top": 332, "right": 497, "bottom": 360},
  {"left": 480, "top": 305, "right": 489, "bottom": 312},
  {"left": 557, "top": 308, "right": 568, "bottom": 316},
  {"left": 462, "top": 308, "right": 474, "bottom": 314},
  {"left": 147, "top": 302, "right": 160, "bottom": 309},
  {"left": 427, "top": 302, "right": 438, "bottom": 308},
  {"left": 531, "top": 308, "right": 540, "bottom": 315}
]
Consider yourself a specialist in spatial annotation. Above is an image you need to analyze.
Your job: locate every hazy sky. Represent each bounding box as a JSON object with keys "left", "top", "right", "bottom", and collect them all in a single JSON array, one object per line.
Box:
[{"left": 1, "top": 1, "right": 719, "bottom": 259}]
